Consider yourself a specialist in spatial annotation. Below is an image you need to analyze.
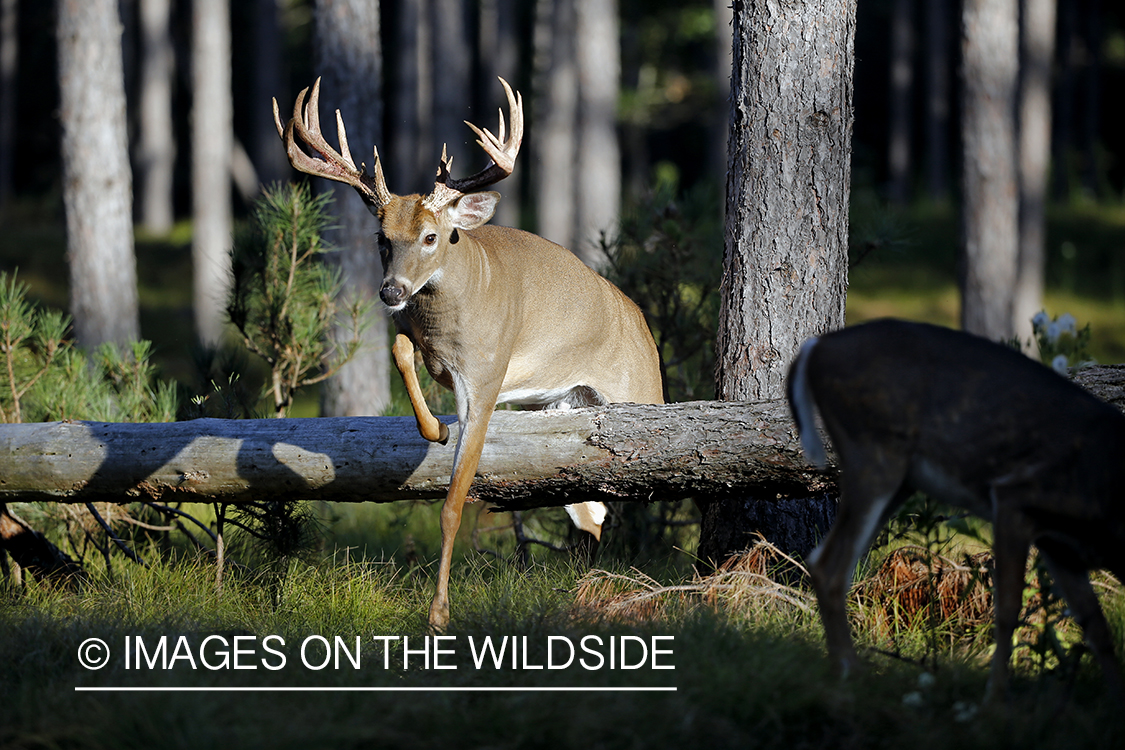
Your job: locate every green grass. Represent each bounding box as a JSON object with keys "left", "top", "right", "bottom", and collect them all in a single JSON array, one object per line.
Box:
[{"left": 2, "top": 552, "right": 1123, "bottom": 749}]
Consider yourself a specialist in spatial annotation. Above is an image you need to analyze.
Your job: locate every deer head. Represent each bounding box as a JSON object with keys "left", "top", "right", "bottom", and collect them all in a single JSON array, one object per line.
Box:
[{"left": 273, "top": 77, "right": 524, "bottom": 312}]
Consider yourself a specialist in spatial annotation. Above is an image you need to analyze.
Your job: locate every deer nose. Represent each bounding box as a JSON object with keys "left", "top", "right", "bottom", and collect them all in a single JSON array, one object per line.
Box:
[{"left": 380, "top": 280, "right": 408, "bottom": 307}]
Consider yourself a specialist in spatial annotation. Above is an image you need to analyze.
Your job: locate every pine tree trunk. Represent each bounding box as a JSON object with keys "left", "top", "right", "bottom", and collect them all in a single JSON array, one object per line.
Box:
[
  {"left": 1014, "top": 0, "right": 1057, "bottom": 345},
  {"left": 924, "top": 0, "right": 951, "bottom": 200},
  {"left": 887, "top": 0, "right": 914, "bottom": 205},
  {"left": 479, "top": 0, "right": 521, "bottom": 229},
  {"left": 314, "top": 0, "right": 391, "bottom": 418},
  {"left": 191, "top": 0, "right": 233, "bottom": 346},
  {"left": 137, "top": 0, "right": 175, "bottom": 235},
  {"left": 251, "top": 0, "right": 288, "bottom": 188},
  {"left": 960, "top": 0, "right": 1019, "bottom": 341},
  {"left": 57, "top": 0, "right": 140, "bottom": 350},
  {"left": 390, "top": 0, "right": 424, "bottom": 194},
  {"left": 430, "top": 0, "right": 472, "bottom": 168},
  {"left": 715, "top": 0, "right": 852, "bottom": 402},
  {"left": 534, "top": 0, "right": 577, "bottom": 252},
  {"left": 574, "top": 0, "right": 619, "bottom": 270},
  {"left": 0, "top": 0, "right": 17, "bottom": 212},
  {"left": 703, "top": 0, "right": 855, "bottom": 566}
]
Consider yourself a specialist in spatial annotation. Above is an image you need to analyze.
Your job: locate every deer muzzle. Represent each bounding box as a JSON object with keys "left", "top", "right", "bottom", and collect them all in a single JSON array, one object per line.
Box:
[{"left": 380, "top": 280, "right": 409, "bottom": 309}]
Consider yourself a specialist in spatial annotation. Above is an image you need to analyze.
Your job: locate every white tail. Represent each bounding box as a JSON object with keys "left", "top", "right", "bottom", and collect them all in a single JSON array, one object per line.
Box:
[
  {"left": 275, "top": 78, "right": 663, "bottom": 630},
  {"left": 787, "top": 319, "right": 1125, "bottom": 699}
]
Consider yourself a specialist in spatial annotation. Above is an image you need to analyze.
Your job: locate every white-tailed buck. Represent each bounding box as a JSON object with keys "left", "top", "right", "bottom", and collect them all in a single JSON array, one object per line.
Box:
[
  {"left": 274, "top": 78, "right": 663, "bottom": 629},
  {"left": 787, "top": 319, "right": 1125, "bottom": 698}
]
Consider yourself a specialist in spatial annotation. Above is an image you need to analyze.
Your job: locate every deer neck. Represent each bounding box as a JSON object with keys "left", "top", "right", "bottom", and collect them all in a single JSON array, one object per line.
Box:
[{"left": 393, "top": 230, "right": 504, "bottom": 370}]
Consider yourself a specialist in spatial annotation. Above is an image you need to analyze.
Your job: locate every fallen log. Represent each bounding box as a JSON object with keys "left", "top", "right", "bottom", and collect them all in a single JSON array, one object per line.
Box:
[
  {"left": 0, "top": 400, "right": 834, "bottom": 509},
  {"left": 2, "top": 363, "right": 1121, "bottom": 512}
]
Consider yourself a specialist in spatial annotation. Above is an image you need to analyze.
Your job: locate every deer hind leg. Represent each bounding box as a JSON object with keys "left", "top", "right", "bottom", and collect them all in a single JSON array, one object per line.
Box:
[
  {"left": 393, "top": 333, "right": 449, "bottom": 444},
  {"left": 428, "top": 382, "right": 500, "bottom": 631},
  {"left": 541, "top": 385, "right": 609, "bottom": 546},
  {"left": 807, "top": 448, "right": 912, "bottom": 678},
  {"left": 1036, "top": 539, "right": 1125, "bottom": 700}
]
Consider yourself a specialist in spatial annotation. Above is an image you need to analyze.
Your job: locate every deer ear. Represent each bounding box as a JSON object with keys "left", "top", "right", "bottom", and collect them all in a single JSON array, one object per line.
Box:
[{"left": 447, "top": 191, "right": 500, "bottom": 230}]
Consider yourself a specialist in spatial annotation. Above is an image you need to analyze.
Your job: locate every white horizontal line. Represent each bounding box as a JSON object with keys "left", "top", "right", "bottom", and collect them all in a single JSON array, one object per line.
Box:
[{"left": 75, "top": 686, "right": 676, "bottom": 693}]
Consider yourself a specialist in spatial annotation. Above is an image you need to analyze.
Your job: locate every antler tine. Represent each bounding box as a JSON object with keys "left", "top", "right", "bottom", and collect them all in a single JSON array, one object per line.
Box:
[
  {"left": 425, "top": 77, "right": 524, "bottom": 210},
  {"left": 335, "top": 110, "right": 357, "bottom": 171},
  {"left": 275, "top": 78, "right": 394, "bottom": 209}
]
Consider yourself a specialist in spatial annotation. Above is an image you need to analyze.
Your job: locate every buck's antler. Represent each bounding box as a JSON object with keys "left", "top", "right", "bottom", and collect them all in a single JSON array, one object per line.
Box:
[
  {"left": 273, "top": 78, "right": 394, "bottom": 209},
  {"left": 422, "top": 77, "right": 524, "bottom": 212}
]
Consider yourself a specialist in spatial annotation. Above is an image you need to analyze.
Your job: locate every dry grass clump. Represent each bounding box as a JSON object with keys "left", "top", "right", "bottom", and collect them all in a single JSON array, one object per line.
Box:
[
  {"left": 855, "top": 545, "right": 994, "bottom": 641},
  {"left": 573, "top": 536, "right": 814, "bottom": 623}
]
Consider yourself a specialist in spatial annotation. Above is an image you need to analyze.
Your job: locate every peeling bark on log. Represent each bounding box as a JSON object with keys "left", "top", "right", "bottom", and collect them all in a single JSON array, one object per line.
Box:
[{"left": 0, "top": 400, "right": 834, "bottom": 509}]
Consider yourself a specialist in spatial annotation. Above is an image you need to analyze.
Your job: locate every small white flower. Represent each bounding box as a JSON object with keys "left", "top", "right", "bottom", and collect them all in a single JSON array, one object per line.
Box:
[
  {"left": 1052, "top": 354, "right": 1069, "bottom": 375},
  {"left": 917, "top": 671, "right": 936, "bottom": 689},
  {"left": 902, "top": 691, "right": 926, "bottom": 708},
  {"left": 1031, "top": 311, "right": 1050, "bottom": 331},
  {"left": 1057, "top": 312, "right": 1077, "bottom": 334}
]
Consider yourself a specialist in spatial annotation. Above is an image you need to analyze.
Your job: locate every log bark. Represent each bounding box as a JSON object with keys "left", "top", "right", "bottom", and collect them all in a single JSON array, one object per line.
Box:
[{"left": 0, "top": 400, "right": 833, "bottom": 508}]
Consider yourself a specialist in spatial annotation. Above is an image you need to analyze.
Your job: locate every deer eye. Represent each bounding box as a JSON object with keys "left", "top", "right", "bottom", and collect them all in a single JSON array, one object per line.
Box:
[{"left": 423, "top": 233, "right": 438, "bottom": 246}]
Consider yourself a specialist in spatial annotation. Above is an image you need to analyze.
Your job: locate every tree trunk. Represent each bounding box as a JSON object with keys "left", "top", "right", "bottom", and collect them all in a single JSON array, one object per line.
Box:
[
  {"left": 314, "top": 0, "right": 391, "bottom": 418},
  {"left": 390, "top": 0, "right": 424, "bottom": 195},
  {"left": 923, "top": 0, "right": 951, "bottom": 200},
  {"left": 711, "top": 0, "right": 734, "bottom": 185},
  {"left": 574, "top": 0, "right": 619, "bottom": 270},
  {"left": 534, "top": 0, "right": 578, "bottom": 252},
  {"left": 479, "top": 0, "right": 521, "bottom": 228},
  {"left": 1013, "top": 0, "right": 1057, "bottom": 345},
  {"left": 191, "top": 0, "right": 233, "bottom": 347},
  {"left": 57, "top": 0, "right": 141, "bottom": 350},
  {"left": 960, "top": 0, "right": 1019, "bottom": 342},
  {"left": 250, "top": 0, "right": 288, "bottom": 188},
  {"left": 887, "top": 0, "right": 914, "bottom": 205},
  {"left": 430, "top": 0, "right": 472, "bottom": 169},
  {"left": 137, "top": 0, "right": 175, "bottom": 235},
  {"left": 715, "top": 0, "right": 852, "bottom": 402},
  {"left": 0, "top": 0, "right": 17, "bottom": 212},
  {"left": 1081, "top": 0, "right": 1101, "bottom": 199},
  {"left": 705, "top": 0, "right": 855, "bottom": 565}
]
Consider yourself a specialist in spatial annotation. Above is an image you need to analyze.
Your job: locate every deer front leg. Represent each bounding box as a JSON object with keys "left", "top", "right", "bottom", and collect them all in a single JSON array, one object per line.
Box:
[
  {"left": 428, "top": 384, "right": 500, "bottom": 631},
  {"left": 985, "top": 501, "right": 1035, "bottom": 703},
  {"left": 393, "top": 333, "right": 449, "bottom": 444}
]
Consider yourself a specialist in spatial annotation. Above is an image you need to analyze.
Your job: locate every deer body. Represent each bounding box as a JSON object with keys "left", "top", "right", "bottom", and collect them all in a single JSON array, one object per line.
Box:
[
  {"left": 787, "top": 319, "right": 1125, "bottom": 698},
  {"left": 275, "top": 79, "right": 663, "bottom": 630}
]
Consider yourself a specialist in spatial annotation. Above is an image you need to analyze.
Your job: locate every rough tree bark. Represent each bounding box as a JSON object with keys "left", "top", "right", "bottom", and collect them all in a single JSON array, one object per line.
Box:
[
  {"left": 704, "top": 0, "right": 855, "bottom": 565},
  {"left": 191, "top": 0, "right": 233, "bottom": 346},
  {"left": 57, "top": 0, "right": 141, "bottom": 350},
  {"left": 960, "top": 0, "right": 1019, "bottom": 341},
  {"left": 313, "top": 0, "right": 391, "bottom": 418}
]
